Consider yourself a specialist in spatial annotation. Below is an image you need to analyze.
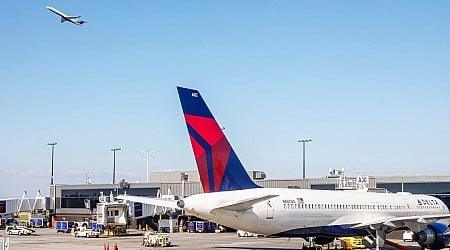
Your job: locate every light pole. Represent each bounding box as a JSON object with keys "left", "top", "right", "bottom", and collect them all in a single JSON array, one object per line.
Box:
[
  {"left": 48, "top": 142, "right": 57, "bottom": 185},
  {"left": 111, "top": 148, "right": 121, "bottom": 184},
  {"left": 141, "top": 150, "right": 155, "bottom": 182},
  {"left": 298, "top": 139, "right": 312, "bottom": 179},
  {"left": 47, "top": 142, "right": 57, "bottom": 211}
]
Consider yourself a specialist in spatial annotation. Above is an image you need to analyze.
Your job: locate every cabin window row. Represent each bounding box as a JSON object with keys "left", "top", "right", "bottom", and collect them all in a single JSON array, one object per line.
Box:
[{"left": 283, "top": 203, "right": 409, "bottom": 210}]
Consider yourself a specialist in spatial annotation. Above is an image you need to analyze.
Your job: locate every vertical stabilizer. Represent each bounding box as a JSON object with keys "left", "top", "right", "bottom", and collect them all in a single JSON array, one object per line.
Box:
[{"left": 177, "top": 86, "right": 260, "bottom": 193}]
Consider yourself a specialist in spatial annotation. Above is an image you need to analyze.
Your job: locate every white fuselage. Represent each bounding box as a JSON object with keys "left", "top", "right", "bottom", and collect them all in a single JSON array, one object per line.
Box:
[
  {"left": 46, "top": 6, "right": 83, "bottom": 26},
  {"left": 182, "top": 188, "right": 449, "bottom": 236}
]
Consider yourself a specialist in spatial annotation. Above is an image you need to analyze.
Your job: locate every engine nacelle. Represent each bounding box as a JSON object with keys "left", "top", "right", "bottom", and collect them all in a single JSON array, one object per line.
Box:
[{"left": 413, "top": 223, "right": 450, "bottom": 249}]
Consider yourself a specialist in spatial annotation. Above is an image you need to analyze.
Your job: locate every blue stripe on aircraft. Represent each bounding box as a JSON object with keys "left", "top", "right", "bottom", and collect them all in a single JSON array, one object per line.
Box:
[
  {"left": 274, "top": 224, "right": 368, "bottom": 238},
  {"left": 177, "top": 86, "right": 214, "bottom": 118},
  {"left": 219, "top": 149, "right": 260, "bottom": 191},
  {"left": 187, "top": 124, "right": 215, "bottom": 192}
]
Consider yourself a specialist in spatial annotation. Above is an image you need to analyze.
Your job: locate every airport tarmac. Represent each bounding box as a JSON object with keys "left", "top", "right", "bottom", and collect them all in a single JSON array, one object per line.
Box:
[{"left": 4, "top": 228, "right": 421, "bottom": 250}]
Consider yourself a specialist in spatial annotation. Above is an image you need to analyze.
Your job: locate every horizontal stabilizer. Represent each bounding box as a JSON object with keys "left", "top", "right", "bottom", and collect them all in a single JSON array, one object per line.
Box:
[
  {"left": 116, "top": 195, "right": 179, "bottom": 209},
  {"left": 212, "top": 195, "right": 278, "bottom": 212}
]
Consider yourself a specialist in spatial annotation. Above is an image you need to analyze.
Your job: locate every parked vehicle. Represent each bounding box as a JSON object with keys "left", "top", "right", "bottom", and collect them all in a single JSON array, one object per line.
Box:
[
  {"left": 74, "top": 227, "right": 100, "bottom": 238},
  {"left": 6, "top": 225, "right": 35, "bottom": 235},
  {"left": 340, "top": 237, "right": 365, "bottom": 249},
  {"left": 143, "top": 232, "right": 171, "bottom": 247},
  {"left": 237, "top": 229, "right": 261, "bottom": 237},
  {"left": 402, "top": 230, "right": 414, "bottom": 242}
]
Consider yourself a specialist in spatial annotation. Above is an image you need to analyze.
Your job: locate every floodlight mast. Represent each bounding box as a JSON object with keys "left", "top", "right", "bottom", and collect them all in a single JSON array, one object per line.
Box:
[
  {"left": 111, "top": 148, "right": 121, "bottom": 184},
  {"left": 48, "top": 142, "right": 57, "bottom": 185},
  {"left": 141, "top": 150, "right": 155, "bottom": 182},
  {"left": 298, "top": 139, "right": 312, "bottom": 179}
]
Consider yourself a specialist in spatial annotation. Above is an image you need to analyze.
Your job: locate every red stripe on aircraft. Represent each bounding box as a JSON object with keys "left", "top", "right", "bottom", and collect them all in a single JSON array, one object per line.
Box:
[
  {"left": 194, "top": 148, "right": 210, "bottom": 193},
  {"left": 185, "top": 114, "right": 223, "bottom": 146},
  {"left": 189, "top": 135, "right": 205, "bottom": 158},
  {"left": 212, "top": 137, "right": 231, "bottom": 192}
]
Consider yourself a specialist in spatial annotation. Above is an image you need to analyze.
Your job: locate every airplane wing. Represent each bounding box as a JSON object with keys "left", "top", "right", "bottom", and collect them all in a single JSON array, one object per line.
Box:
[
  {"left": 352, "top": 214, "right": 450, "bottom": 232},
  {"left": 212, "top": 195, "right": 279, "bottom": 212},
  {"left": 116, "top": 195, "right": 179, "bottom": 209}
]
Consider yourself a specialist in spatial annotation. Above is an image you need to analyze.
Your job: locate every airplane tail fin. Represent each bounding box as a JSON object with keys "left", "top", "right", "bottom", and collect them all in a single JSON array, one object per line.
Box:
[{"left": 177, "top": 86, "right": 261, "bottom": 193}]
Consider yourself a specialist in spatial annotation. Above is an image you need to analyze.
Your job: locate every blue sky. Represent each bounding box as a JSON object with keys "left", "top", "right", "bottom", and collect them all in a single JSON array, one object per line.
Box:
[{"left": 1, "top": 1, "right": 449, "bottom": 197}]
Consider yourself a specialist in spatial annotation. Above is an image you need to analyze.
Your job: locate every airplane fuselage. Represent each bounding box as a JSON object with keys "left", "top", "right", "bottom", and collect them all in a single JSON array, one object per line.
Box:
[
  {"left": 46, "top": 6, "right": 85, "bottom": 26},
  {"left": 181, "top": 188, "right": 449, "bottom": 237}
]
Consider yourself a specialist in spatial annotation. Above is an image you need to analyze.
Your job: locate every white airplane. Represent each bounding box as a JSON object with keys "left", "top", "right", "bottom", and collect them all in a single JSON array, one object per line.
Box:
[
  {"left": 119, "top": 86, "right": 450, "bottom": 249},
  {"left": 46, "top": 6, "right": 86, "bottom": 26}
]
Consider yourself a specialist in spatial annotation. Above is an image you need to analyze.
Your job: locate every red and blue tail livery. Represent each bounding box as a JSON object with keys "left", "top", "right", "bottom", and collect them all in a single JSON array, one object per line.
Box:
[{"left": 177, "top": 86, "right": 260, "bottom": 193}]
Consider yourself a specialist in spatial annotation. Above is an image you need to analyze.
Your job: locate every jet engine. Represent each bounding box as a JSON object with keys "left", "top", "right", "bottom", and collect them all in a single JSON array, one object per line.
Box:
[{"left": 413, "top": 223, "right": 450, "bottom": 249}]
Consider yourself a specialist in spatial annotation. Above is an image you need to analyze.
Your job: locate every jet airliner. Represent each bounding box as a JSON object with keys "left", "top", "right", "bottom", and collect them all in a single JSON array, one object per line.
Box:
[
  {"left": 119, "top": 86, "right": 450, "bottom": 249},
  {"left": 46, "top": 6, "right": 86, "bottom": 26}
]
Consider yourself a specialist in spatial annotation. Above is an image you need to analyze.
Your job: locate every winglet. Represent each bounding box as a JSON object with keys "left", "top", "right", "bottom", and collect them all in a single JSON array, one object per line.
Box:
[{"left": 177, "top": 86, "right": 261, "bottom": 193}]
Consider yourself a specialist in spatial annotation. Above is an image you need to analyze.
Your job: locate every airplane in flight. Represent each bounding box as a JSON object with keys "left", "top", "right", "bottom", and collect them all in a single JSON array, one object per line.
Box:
[
  {"left": 119, "top": 86, "right": 450, "bottom": 249},
  {"left": 46, "top": 6, "right": 86, "bottom": 26}
]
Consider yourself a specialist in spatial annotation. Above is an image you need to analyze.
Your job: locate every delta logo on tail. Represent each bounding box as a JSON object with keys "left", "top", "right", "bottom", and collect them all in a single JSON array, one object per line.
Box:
[{"left": 177, "top": 86, "right": 260, "bottom": 193}]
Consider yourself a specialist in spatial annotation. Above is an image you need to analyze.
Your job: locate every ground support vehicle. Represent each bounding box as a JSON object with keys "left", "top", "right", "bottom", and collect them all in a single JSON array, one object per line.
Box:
[
  {"left": 237, "top": 230, "right": 262, "bottom": 237},
  {"left": 74, "top": 227, "right": 100, "bottom": 238},
  {"left": 142, "top": 232, "right": 171, "bottom": 247},
  {"left": 6, "top": 226, "right": 35, "bottom": 236},
  {"left": 402, "top": 230, "right": 414, "bottom": 242},
  {"left": 340, "top": 237, "right": 365, "bottom": 249}
]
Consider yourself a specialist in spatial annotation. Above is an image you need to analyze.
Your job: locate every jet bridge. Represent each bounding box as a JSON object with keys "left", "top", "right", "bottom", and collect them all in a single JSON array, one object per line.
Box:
[{"left": 96, "top": 192, "right": 129, "bottom": 235}]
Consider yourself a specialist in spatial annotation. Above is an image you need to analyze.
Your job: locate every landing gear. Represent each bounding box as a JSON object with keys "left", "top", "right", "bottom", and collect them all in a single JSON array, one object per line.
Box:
[
  {"left": 369, "top": 225, "right": 388, "bottom": 250},
  {"left": 375, "top": 229, "right": 386, "bottom": 250},
  {"left": 302, "top": 244, "right": 322, "bottom": 250},
  {"left": 301, "top": 237, "right": 326, "bottom": 250}
]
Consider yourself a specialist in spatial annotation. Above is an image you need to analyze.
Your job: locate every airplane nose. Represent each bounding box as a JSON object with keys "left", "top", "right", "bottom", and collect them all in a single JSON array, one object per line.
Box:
[{"left": 177, "top": 200, "right": 185, "bottom": 208}]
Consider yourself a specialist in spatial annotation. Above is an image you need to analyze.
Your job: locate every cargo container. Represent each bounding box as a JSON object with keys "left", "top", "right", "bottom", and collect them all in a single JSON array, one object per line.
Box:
[
  {"left": 158, "top": 219, "right": 178, "bottom": 233},
  {"left": 186, "top": 221, "right": 196, "bottom": 232},
  {"left": 29, "top": 218, "right": 48, "bottom": 228},
  {"left": 206, "top": 221, "right": 216, "bottom": 232},
  {"left": 55, "top": 221, "right": 73, "bottom": 233},
  {"left": 195, "top": 221, "right": 207, "bottom": 232}
]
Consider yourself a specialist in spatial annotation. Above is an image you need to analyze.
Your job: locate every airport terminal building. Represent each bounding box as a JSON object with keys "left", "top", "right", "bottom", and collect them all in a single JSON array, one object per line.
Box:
[
  {"left": 47, "top": 171, "right": 450, "bottom": 221},
  {"left": 3, "top": 171, "right": 448, "bottom": 223}
]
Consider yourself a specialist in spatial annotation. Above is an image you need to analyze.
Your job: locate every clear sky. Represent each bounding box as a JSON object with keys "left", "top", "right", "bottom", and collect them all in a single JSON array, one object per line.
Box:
[{"left": 1, "top": 1, "right": 449, "bottom": 198}]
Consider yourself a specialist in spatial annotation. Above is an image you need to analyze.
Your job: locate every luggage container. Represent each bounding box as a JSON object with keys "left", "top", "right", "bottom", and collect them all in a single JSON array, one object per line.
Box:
[
  {"left": 206, "top": 221, "right": 216, "bottom": 232},
  {"left": 186, "top": 221, "right": 196, "bottom": 232},
  {"left": 195, "top": 221, "right": 207, "bottom": 233},
  {"left": 56, "top": 221, "right": 73, "bottom": 233},
  {"left": 158, "top": 219, "right": 178, "bottom": 233},
  {"left": 29, "top": 216, "right": 48, "bottom": 228}
]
